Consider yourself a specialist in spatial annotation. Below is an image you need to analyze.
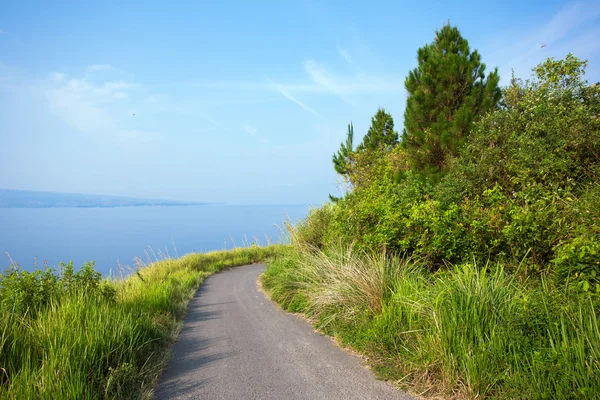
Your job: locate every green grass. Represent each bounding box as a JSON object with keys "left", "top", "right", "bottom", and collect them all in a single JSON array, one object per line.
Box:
[
  {"left": 261, "top": 245, "right": 600, "bottom": 399},
  {"left": 0, "top": 245, "right": 284, "bottom": 399}
]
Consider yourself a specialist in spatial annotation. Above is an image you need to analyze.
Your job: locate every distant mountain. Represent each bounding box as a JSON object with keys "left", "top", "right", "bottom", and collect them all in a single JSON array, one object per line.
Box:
[{"left": 0, "top": 189, "right": 208, "bottom": 208}]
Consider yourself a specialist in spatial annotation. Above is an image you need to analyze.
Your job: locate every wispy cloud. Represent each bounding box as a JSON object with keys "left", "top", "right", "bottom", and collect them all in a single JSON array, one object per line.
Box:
[
  {"left": 268, "top": 79, "right": 321, "bottom": 117},
  {"left": 336, "top": 46, "right": 352, "bottom": 64},
  {"left": 483, "top": 1, "right": 600, "bottom": 81},
  {"left": 43, "top": 70, "right": 160, "bottom": 143},
  {"left": 120, "top": 129, "right": 161, "bottom": 144},
  {"left": 198, "top": 112, "right": 222, "bottom": 127},
  {"left": 190, "top": 77, "right": 403, "bottom": 95},
  {"left": 304, "top": 60, "right": 355, "bottom": 105},
  {"left": 0, "top": 61, "right": 21, "bottom": 85},
  {"left": 87, "top": 64, "right": 115, "bottom": 72},
  {"left": 144, "top": 94, "right": 164, "bottom": 104},
  {"left": 241, "top": 124, "right": 257, "bottom": 137},
  {"left": 138, "top": 93, "right": 223, "bottom": 128},
  {"left": 50, "top": 72, "right": 66, "bottom": 82}
]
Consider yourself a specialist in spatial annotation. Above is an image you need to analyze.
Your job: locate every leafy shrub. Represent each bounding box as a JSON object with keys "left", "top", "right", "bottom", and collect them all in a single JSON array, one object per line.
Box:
[
  {"left": 293, "top": 204, "right": 334, "bottom": 249},
  {"left": 0, "top": 261, "right": 115, "bottom": 318},
  {"left": 322, "top": 55, "right": 600, "bottom": 279},
  {"left": 552, "top": 184, "right": 600, "bottom": 291}
]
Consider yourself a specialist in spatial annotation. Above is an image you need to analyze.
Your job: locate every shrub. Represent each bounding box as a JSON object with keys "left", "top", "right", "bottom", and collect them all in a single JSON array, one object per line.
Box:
[{"left": 293, "top": 204, "right": 334, "bottom": 249}]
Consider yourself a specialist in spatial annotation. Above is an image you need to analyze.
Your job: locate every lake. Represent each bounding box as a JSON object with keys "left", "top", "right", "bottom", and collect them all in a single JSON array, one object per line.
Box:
[{"left": 0, "top": 204, "right": 309, "bottom": 276}]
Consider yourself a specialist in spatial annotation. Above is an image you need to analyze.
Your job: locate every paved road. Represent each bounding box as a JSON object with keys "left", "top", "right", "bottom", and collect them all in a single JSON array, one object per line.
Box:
[{"left": 156, "top": 264, "right": 413, "bottom": 400}]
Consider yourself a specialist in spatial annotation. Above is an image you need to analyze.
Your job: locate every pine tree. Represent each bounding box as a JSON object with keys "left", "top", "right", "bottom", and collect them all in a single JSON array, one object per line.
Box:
[
  {"left": 330, "top": 110, "right": 398, "bottom": 200},
  {"left": 402, "top": 25, "right": 501, "bottom": 177},
  {"left": 332, "top": 122, "right": 354, "bottom": 176},
  {"left": 330, "top": 123, "right": 355, "bottom": 201},
  {"left": 357, "top": 108, "right": 398, "bottom": 152}
]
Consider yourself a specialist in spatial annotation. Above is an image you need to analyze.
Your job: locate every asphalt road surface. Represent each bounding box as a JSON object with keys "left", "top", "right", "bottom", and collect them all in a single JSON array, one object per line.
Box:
[{"left": 156, "top": 264, "right": 413, "bottom": 400}]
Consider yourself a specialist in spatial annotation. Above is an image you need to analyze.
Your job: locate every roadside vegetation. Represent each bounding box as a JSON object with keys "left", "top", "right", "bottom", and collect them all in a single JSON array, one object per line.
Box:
[
  {"left": 0, "top": 245, "right": 283, "bottom": 399},
  {"left": 262, "top": 25, "right": 600, "bottom": 399}
]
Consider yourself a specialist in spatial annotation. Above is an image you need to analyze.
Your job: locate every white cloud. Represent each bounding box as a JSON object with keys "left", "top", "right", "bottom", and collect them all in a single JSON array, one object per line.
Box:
[
  {"left": 242, "top": 124, "right": 257, "bottom": 137},
  {"left": 87, "top": 64, "right": 115, "bottom": 72},
  {"left": 50, "top": 72, "right": 66, "bottom": 81},
  {"left": 138, "top": 95, "right": 223, "bottom": 128},
  {"left": 482, "top": 1, "right": 600, "bottom": 81},
  {"left": 199, "top": 112, "right": 222, "bottom": 127},
  {"left": 43, "top": 71, "right": 160, "bottom": 143},
  {"left": 191, "top": 78, "right": 403, "bottom": 95},
  {"left": 337, "top": 46, "right": 352, "bottom": 64},
  {"left": 144, "top": 95, "right": 163, "bottom": 103},
  {"left": 304, "top": 60, "right": 355, "bottom": 105},
  {"left": 45, "top": 81, "right": 116, "bottom": 135},
  {"left": 120, "top": 129, "right": 161, "bottom": 144},
  {"left": 268, "top": 79, "right": 321, "bottom": 117}
]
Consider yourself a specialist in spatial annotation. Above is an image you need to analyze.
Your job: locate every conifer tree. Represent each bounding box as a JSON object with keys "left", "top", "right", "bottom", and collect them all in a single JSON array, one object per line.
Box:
[
  {"left": 332, "top": 122, "right": 354, "bottom": 176},
  {"left": 329, "top": 123, "right": 355, "bottom": 201},
  {"left": 402, "top": 25, "right": 501, "bottom": 176},
  {"left": 357, "top": 108, "right": 398, "bottom": 151}
]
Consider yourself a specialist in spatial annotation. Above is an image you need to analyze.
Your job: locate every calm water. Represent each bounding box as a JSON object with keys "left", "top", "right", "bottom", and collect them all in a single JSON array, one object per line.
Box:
[{"left": 0, "top": 205, "right": 308, "bottom": 276}]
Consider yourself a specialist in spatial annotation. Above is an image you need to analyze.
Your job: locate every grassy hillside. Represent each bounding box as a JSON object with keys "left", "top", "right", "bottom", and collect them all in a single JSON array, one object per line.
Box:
[
  {"left": 0, "top": 245, "right": 284, "bottom": 399},
  {"left": 261, "top": 53, "right": 600, "bottom": 399}
]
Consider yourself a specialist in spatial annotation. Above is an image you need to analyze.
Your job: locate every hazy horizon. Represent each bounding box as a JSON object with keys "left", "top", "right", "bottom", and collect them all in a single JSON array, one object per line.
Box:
[
  {"left": 2, "top": 1, "right": 599, "bottom": 204},
  {"left": 0, "top": 188, "right": 310, "bottom": 206}
]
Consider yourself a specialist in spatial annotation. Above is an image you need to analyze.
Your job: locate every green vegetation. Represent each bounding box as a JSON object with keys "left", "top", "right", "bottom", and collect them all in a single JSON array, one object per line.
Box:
[
  {"left": 0, "top": 245, "right": 283, "bottom": 399},
  {"left": 332, "top": 123, "right": 355, "bottom": 178},
  {"left": 357, "top": 108, "right": 398, "bottom": 152},
  {"left": 402, "top": 24, "right": 501, "bottom": 178},
  {"left": 263, "top": 247, "right": 599, "bottom": 398},
  {"left": 262, "top": 24, "right": 600, "bottom": 399}
]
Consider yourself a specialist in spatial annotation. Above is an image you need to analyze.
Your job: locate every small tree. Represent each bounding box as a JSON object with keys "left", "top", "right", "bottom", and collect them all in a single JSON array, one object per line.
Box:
[
  {"left": 332, "top": 122, "right": 354, "bottom": 176},
  {"left": 357, "top": 108, "right": 398, "bottom": 151},
  {"left": 331, "top": 109, "right": 398, "bottom": 198},
  {"left": 330, "top": 123, "right": 355, "bottom": 201},
  {"left": 402, "top": 25, "right": 501, "bottom": 177}
]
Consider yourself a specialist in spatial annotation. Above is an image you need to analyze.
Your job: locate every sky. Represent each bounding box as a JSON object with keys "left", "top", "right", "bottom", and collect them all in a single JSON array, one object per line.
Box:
[{"left": 1, "top": 1, "right": 599, "bottom": 205}]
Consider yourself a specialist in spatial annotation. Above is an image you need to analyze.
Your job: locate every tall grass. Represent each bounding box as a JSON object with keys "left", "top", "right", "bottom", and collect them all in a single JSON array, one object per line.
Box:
[
  {"left": 261, "top": 245, "right": 600, "bottom": 398},
  {"left": 0, "top": 245, "right": 283, "bottom": 399}
]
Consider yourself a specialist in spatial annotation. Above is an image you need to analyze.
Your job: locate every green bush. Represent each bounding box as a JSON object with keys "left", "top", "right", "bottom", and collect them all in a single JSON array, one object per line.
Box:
[
  {"left": 0, "top": 261, "right": 115, "bottom": 318},
  {"left": 320, "top": 55, "right": 600, "bottom": 279},
  {"left": 293, "top": 204, "right": 334, "bottom": 249},
  {"left": 550, "top": 184, "right": 600, "bottom": 291}
]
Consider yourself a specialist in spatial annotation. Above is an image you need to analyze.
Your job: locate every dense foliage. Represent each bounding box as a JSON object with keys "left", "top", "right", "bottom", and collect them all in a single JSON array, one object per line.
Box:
[
  {"left": 402, "top": 25, "right": 501, "bottom": 177},
  {"left": 356, "top": 108, "right": 398, "bottom": 152},
  {"left": 319, "top": 52, "right": 600, "bottom": 289},
  {"left": 275, "top": 26, "right": 599, "bottom": 399}
]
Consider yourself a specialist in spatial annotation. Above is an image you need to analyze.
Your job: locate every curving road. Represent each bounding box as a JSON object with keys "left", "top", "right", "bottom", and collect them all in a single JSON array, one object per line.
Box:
[{"left": 155, "top": 264, "right": 413, "bottom": 400}]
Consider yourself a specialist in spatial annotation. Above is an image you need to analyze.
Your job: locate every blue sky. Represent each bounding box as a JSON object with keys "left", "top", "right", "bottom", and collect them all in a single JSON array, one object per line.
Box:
[{"left": 1, "top": 1, "right": 599, "bottom": 205}]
